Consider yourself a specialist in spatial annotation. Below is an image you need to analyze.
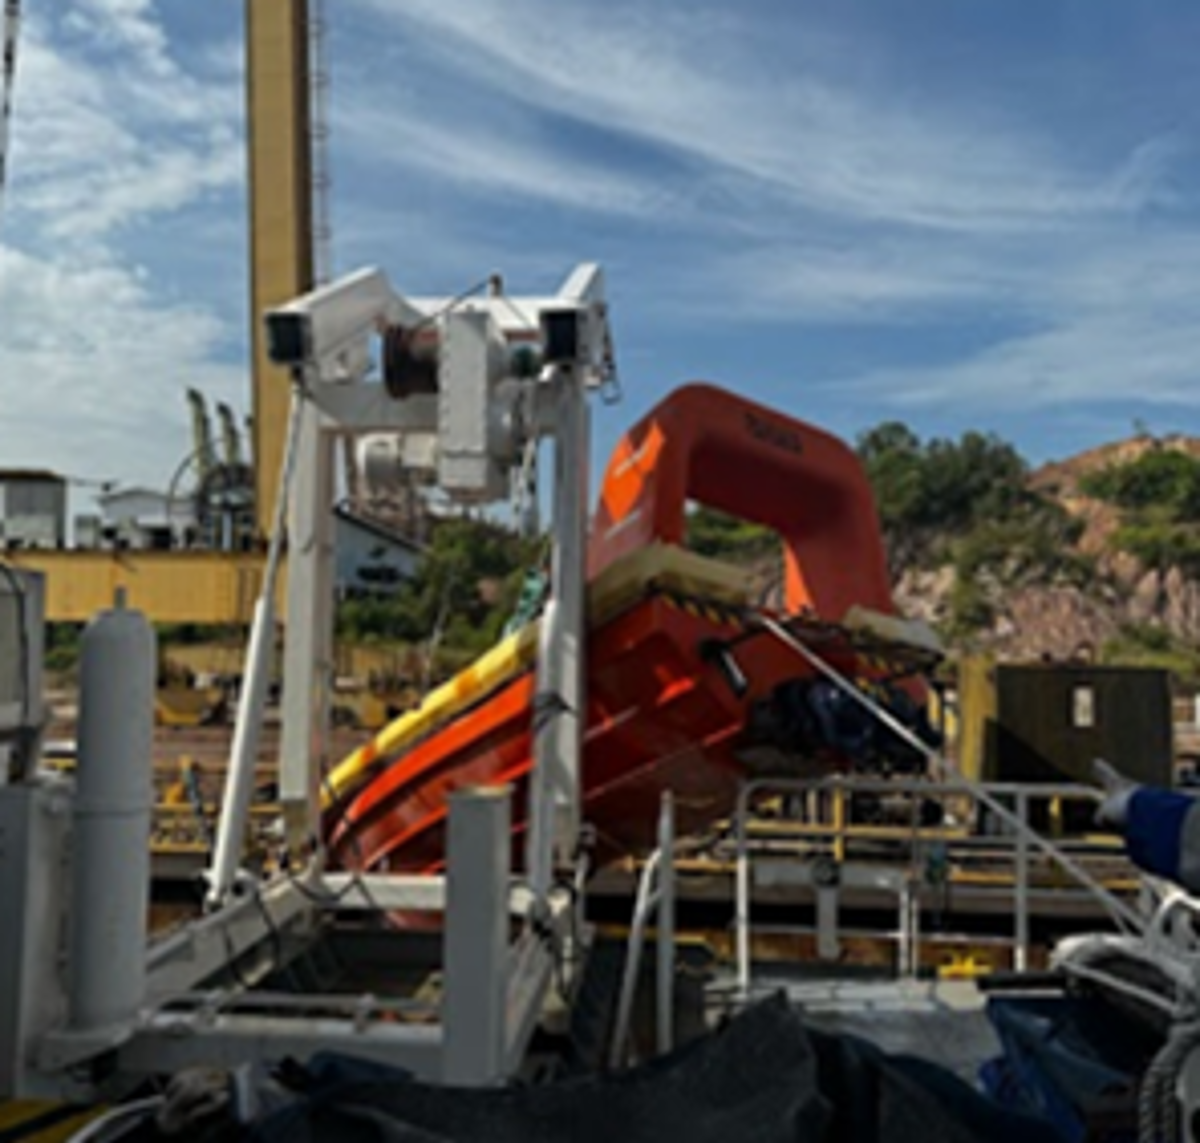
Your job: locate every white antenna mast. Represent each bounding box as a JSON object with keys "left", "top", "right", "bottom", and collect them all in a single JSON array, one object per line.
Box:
[
  {"left": 0, "top": 0, "right": 21, "bottom": 228},
  {"left": 309, "top": 0, "right": 332, "bottom": 285}
]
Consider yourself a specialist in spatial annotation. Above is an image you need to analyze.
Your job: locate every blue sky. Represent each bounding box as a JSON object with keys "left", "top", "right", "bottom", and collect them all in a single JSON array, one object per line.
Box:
[{"left": 3, "top": 0, "right": 1199, "bottom": 505}]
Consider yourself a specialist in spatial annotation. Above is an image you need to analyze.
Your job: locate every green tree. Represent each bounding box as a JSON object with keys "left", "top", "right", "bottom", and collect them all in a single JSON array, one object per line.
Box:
[
  {"left": 1082, "top": 448, "right": 1200, "bottom": 574},
  {"left": 1082, "top": 449, "right": 1200, "bottom": 517},
  {"left": 335, "top": 517, "right": 541, "bottom": 658},
  {"left": 856, "top": 421, "right": 1091, "bottom": 633}
]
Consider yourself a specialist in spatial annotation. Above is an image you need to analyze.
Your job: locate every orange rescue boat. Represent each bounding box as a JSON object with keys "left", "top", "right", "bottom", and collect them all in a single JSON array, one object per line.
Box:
[{"left": 325, "top": 384, "right": 941, "bottom": 874}]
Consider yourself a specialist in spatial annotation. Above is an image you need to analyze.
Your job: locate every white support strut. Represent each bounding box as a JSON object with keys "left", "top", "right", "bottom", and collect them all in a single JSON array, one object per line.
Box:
[
  {"left": 207, "top": 384, "right": 307, "bottom": 908},
  {"left": 258, "top": 264, "right": 611, "bottom": 894},
  {"left": 526, "top": 365, "right": 590, "bottom": 899},
  {"left": 279, "top": 396, "right": 337, "bottom": 853}
]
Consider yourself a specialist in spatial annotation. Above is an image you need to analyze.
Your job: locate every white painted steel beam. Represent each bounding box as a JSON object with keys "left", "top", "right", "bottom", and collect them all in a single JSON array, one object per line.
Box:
[
  {"left": 319, "top": 872, "right": 535, "bottom": 915},
  {"left": 145, "top": 879, "right": 313, "bottom": 1002},
  {"left": 280, "top": 399, "right": 337, "bottom": 851},
  {"left": 119, "top": 1015, "right": 443, "bottom": 1080}
]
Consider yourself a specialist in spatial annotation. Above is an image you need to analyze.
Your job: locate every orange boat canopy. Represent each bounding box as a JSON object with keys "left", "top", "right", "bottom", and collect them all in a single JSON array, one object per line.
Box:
[{"left": 588, "top": 383, "right": 895, "bottom": 622}]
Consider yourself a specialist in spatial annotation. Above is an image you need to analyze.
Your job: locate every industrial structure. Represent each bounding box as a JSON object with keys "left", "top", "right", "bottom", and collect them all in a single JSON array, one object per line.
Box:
[
  {"left": 5, "top": 3, "right": 1200, "bottom": 1140},
  {"left": 2, "top": 344, "right": 1197, "bottom": 1135},
  {"left": 0, "top": 470, "right": 66, "bottom": 550},
  {"left": 957, "top": 658, "right": 1175, "bottom": 790}
]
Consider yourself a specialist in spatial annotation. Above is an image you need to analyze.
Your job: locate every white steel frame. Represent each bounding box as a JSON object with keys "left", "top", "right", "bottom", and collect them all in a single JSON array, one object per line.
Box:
[
  {"left": 31, "top": 786, "right": 572, "bottom": 1095},
  {"left": 207, "top": 263, "right": 609, "bottom": 905},
  {"left": 147, "top": 262, "right": 611, "bottom": 1091},
  {"left": 9, "top": 265, "right": 613, "bottom": 1099}
]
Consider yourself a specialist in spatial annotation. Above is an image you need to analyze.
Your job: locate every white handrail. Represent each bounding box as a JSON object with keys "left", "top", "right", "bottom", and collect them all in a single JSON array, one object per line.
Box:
[
  {"left": 735, "top": 774, "right": 1145, "bottom": 998},
  {"left": 609, "top": 793, "right": 675, "bottom": 1068},
  {"left": 756, "top": 617, "right": 1144, "bottom": 933}
]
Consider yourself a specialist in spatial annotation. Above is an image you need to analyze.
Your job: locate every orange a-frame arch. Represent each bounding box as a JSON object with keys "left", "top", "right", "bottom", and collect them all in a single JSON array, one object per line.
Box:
[{"left": 589, "top": 383, "right": 894, "bottom": 621}]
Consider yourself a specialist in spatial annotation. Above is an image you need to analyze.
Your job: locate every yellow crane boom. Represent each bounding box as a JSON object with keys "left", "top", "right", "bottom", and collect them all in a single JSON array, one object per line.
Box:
[{"left": 247, "top": 0, "right": 315, "bottom": 539}]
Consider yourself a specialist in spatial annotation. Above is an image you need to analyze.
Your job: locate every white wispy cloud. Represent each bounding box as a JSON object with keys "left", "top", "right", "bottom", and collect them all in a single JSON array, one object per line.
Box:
[
  {"left": 10, "top": 10, "right": 240, "bottom": 241},
  {"left": 2, "top": 0, "right": 1196, "bottom": 512},
  {"left": 0, "top": 245, "right": 244, "bottom": 478},
  {"left": 1, "top": 5, "right": 245, "bottom": 490},
  {"left": 350, "top": 0, "right": 1176, "bottom": 233},
  {"left": 344, "top": 0, "right": 1199, "bottom": 415},
  {"left": 334, "top": 95, "right": 676, "bottom": 221},
  {"left": 844, "top": 314, "right": 1200, "bottom": 413}
]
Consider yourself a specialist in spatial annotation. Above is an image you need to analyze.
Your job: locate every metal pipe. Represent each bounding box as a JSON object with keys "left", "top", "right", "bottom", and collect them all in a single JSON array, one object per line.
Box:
[
  {"left": 909, "top": 883, "right": 921, "bottom": 977},
  {"left": 1015, "top": 790, "right": 1030, "bottom": 973},
  {"left": 756, "top": 617, "right": 1143, "bottom": 934},
  {"left": 656, "top": 792, "right": 675, "bottom": 1057},
  {"left": 186, "top": 389, "right": 216, "bottom": 485},
  {"left": 735, "top": 791, "right": 752, "bottom": 1000},
  {"left": 216, "top": 402, "right": 243, "bottom": 467},
  {"left": 898, "top": 882, "right": 912, "bottom": 978},
  {"left": 207, "top": 384, "right": 305, "bottom": 909},
  {"left": 610, "top": 849, "right": 663, "bottom": 1069},
  {"left": 70, "top": 592, "right": 155, "bottom": 1034}
]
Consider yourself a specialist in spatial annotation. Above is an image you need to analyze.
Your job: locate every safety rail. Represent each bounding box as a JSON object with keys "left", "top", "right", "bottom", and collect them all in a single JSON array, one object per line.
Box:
[
  {"left": 759, "top": 615, "right": 1140, "bottom": 914},
  {"left": 609, "top": 792, "right": 676, "bottom": 1068},
  {"left": 734, "top": 775, "right": 1146, "bottom": 996},
  {"left": 739, "top": 780, "right": 1129, "bottom": 870}
]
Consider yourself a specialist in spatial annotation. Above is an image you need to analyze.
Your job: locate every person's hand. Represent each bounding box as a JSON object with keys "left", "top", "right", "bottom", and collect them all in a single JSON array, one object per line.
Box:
[{"left": 1094, "top": 758, "right": 1136, "bottom": 828}]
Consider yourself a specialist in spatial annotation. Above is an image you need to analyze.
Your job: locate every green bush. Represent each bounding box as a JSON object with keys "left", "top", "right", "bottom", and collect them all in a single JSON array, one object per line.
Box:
[
  {"left": 948, "top": 575, "right": 994, "bottom": 636},
  {"left": 1113, "top": 522, "right": 1200, "bottom": 576},
  {"left": 1101, "top": 623, "right": 1200, "bottom": 685},
  {"left": 1081, "top": 449, "right": 1200, "bottom": 517},
  {"left": 43, "top": 623, "right": 83, "bottom": 674},
  {"left": 686, "top": 506, "right": 777, "bottom": 562},
  {"left": 1079, "top": 449, "right": 1200, "bottom": 575}
]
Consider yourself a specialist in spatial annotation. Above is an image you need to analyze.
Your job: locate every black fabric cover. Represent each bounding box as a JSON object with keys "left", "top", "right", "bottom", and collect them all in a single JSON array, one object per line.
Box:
[{"left": 242, "top": 994, "right": 1060, "bottom": 1143}]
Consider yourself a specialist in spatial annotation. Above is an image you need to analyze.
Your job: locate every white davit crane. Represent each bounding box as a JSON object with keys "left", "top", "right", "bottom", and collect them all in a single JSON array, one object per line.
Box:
[{"left": 0, "top": 0, "right": 19, "bottom": 226}]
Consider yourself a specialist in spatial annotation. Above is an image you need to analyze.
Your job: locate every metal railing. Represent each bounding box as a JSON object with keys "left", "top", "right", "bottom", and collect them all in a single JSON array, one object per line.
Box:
[
  {"left": 734, "top": 774, "right": 1146, "bottom": 996},
  {"left": 609, "top": 793, "right": 676, "bottom": 1068}
]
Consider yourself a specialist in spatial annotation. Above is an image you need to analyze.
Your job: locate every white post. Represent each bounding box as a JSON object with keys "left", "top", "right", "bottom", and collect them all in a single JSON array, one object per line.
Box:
[
  {"left": 816, "top": 882, "right": 840, "bottom": 962},
  {"left": 70, "top": 594, "right": 155, "bottom": 1035},
  {"left": 1015, "top": 790, "right": 1030, "bottom": 973},
  {"left": 207, "top": 596, "right": 274, "bottom": 903},
  {"left": 735, "top": 786, "right": 752, "bottom": 999},
  {"left": 443, "top": 786, "right": 511, "bottom": 1086},
  {"left": 280, "top": 400, "right": 337, "bottom": 856},
  {"left": 526, "top": 367, "right": 589, "bottom": 900},
  {"left": 656, "top": 792, "right": 675, "bottom": 1056}
]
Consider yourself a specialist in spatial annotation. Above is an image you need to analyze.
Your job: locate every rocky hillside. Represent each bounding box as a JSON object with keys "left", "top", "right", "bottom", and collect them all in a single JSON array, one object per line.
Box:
[{"left": 892, "top": 433, "right": 1200, "bottom": 671}]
